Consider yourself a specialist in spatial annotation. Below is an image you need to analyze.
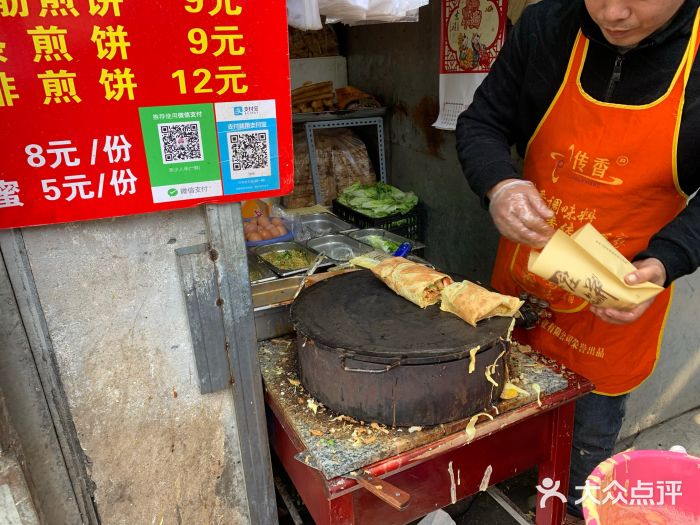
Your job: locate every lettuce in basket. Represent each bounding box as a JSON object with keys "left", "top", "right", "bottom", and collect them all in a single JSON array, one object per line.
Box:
[{"left": 337, "top": 182, "right": 418, "bottom": 218}]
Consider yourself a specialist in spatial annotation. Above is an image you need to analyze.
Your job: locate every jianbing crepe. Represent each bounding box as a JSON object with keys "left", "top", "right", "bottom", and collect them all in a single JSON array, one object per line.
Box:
[
  {"left": 370, "top": 257, "right": 453, "bottom": 308},
  {"left": 440, "top": 280, "right": 524, "bottom": 327}
]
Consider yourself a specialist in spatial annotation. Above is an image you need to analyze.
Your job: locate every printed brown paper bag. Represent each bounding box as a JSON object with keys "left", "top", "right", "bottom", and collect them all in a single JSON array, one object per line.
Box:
[{"left": 527, "top": 223, "right": 663, "bottom": 309}]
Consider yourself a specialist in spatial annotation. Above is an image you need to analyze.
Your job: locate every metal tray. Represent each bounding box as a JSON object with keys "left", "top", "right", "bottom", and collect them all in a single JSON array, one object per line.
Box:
[
  {"left": 296, "top": 213, "right": 356, "bottom": 239},
  {"left": 348, "top": 228, "right": 426, "bottom": 253},
  {"left": 252, "top": 276, "right": 304, "bottom": 309},
  {"left": 252, "top": 276, "right": 303, "bottom": 341},
  {"left": 252, "top": 241, "right": 318, "bottom": 277},
  {"left": 305, "top": 234, "right": 372, "bottom": 264},
  {"left": 247, "top": 253, "right": 277, "bottom": 284}
]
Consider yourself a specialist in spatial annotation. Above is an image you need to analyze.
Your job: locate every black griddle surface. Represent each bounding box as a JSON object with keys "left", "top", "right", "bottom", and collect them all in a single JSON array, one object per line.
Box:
[{"left": 290, "top": 269, "right": 513, "bottom": 364}]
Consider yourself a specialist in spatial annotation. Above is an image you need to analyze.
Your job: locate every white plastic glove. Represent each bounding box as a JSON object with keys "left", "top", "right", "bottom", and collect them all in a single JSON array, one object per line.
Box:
[
  {"left": 589, "top": 258, "right": 667, "bottom": 325},
  {"left": 487, "top": 179, "right": 555, "bottom": 248}
]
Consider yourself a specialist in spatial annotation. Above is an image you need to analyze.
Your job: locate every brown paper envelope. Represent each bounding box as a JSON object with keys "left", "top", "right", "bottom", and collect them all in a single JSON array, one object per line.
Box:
[
  {"left": 528, "top": 224, "right": 663, "bottom": 309},
  {"left": 571, "top": 224, "right": 639, "bottom": 278}
]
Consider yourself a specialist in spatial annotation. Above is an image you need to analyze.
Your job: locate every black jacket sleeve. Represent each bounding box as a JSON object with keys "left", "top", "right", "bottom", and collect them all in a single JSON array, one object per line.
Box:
[
  {"left": 635, "top": 198, "right": 700, "bottom": 286},
  {"left": 642, "top": 74, "right": 700, "bottom": 285}
]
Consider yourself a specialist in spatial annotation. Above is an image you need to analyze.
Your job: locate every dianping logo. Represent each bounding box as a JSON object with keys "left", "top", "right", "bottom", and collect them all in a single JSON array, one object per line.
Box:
[{"left": 233, "top": 106, "right": 244, "bottom": 116}]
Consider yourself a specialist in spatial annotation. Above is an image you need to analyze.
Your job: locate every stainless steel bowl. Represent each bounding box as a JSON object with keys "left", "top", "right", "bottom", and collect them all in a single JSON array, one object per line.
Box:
[
  {"left": 305, "top": 235, "right": 371, "bottom": 263},
  {"left": 296, "top": 213, "right": 356, "bottom": 239}
]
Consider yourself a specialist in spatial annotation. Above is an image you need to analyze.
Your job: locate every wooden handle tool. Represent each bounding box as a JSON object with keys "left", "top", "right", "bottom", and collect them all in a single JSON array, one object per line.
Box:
[
  {"left": 345, "top": 471, "right": 411, "bottom": 510},
  {"left": 294, "top": 451, "right": 411, "bottom": 511}
]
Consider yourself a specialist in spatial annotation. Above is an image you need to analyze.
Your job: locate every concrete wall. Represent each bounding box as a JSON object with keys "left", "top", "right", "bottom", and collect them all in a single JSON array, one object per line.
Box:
[
  {"left": 344, "top": 0, "right": 700, "bottom": 438},
  {"left": 20, "top": 209, "right": 249, "bottom": 524}
]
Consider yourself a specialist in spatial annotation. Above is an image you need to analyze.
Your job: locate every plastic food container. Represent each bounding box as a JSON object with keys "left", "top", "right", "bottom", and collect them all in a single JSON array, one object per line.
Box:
[
  {"left": 332, "top": 199, "right": 421, "bottom": 240},
  {"left": 583, "top": 449, "right": 700, "bottom": 524},
  {"left": 244, "top": 217, "right": 294, "bottom": 248}
]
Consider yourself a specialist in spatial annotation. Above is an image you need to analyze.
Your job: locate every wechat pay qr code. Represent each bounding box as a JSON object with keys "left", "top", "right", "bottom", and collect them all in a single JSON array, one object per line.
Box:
[{"left": 158, "top": 122, "right": 204, "bottom": 164}]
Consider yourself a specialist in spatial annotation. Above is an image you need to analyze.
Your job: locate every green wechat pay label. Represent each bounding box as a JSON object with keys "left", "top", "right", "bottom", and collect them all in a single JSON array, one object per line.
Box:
[{"left": 139, "top": 103, "right": 223, "bottom": 203}]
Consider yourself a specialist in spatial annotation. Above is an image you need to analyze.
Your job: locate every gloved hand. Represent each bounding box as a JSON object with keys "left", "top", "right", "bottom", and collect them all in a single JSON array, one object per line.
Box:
[
  {"left": 487, "top": 179, "right": 555, "bottom": 248},
  {"left": 589, "top": 258, "right": 667, "bottom": 325}
]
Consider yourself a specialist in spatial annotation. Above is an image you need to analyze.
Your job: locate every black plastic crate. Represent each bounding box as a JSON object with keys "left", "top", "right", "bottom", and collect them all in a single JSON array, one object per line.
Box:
[{"left": 332, "top": 199, "right": 421, "bottom": 241}]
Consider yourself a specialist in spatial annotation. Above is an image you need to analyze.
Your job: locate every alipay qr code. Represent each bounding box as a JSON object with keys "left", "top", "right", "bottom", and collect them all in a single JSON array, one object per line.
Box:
[
  {"left": 227, "top": 130, "right": 271, "bottom": 178},
  {"left": 158, "top": 122, "right": 204, "bottom": 164}
]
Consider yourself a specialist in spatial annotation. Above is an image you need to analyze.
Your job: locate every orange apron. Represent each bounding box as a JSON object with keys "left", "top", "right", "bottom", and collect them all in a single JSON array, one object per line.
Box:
[{"left": 491, "top": 14, "right": 699, "bottom": 395}]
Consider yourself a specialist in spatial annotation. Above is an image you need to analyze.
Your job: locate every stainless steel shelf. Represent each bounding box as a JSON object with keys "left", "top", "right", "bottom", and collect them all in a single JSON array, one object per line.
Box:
[
  {"left": 292, "top": 107, "right": 386, "bottom": 124},
  {"left": 303, "top": 114, "right": 387, "bottom": 204}
]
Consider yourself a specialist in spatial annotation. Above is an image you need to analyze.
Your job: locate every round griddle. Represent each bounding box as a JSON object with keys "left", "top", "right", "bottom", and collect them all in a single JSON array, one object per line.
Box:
[{"left": 290, "top": 270, "right": 513, "bottom": 365}]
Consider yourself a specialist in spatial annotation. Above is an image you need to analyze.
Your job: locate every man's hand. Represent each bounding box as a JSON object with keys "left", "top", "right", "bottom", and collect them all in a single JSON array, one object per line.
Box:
[
  {"left": 589, "top": 258, "right": 667, "bottom": 325},
  {"left": 487, "top": 179, "right": 555, "bottom": 248}
]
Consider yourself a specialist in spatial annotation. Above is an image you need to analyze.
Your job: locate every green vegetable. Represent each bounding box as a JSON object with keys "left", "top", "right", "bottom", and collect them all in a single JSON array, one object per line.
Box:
[
  {"left": 337, "top": 182, "right": 418, "bottom": 218},
  {"left": 261, "top": 250, "right": 310, "bottom": 271},
  {"left": 364, "top": 235, "right": 400, "bottom": 253},
  {"left": 320, "top": 438, "right": 336, "bottom": 448}
]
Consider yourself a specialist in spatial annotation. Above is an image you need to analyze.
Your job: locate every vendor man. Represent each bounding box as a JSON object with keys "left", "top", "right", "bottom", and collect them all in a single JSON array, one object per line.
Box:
[{"left": 456, "top": 0, "right": 700, "bottom": 520}]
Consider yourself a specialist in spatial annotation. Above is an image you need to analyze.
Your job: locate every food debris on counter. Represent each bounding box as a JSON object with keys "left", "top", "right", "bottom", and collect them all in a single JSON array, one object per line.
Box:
[
  {"left": 370, "top": 422, "right": 390, "bottom": 434},
  {"left": 350, "top": 427, "right": 378, "bottom": 447},
  {"left": 500, "top": 381, "right": 530, "bottom": 400},
  {"left": 532, "top": 383, "right": 542, "bottom": 407},
  {"left": 465, "top": 412, "right": 494, "bottom": 443},
  {"left": 331, "top": 414, "right": 360, "bottom": 424},
  {"left": 307, "top": 398, "right": 320, "bottom": 414}
]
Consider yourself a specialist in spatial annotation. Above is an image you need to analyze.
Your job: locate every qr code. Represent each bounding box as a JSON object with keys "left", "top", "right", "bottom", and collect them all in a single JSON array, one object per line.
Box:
[
  {"left": 227, "top": 130, "right": 271, "bottom": 178},
  {"left": 158, "top": 121, "right": 204, "bottom": 164}
]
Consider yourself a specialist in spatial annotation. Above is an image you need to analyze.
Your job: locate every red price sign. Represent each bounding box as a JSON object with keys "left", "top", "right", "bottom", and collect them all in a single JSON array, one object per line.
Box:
[{"left": 0, "top": 0, "right": 293, "bottom": 229}]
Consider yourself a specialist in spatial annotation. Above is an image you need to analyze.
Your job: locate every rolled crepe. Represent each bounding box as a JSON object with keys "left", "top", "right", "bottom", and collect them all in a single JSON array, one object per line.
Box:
[
  {"left": 370, "top": 257, "right": 453, "bottom": 308},
  {"left": 440, "top": 280, "right": 524, "bottom": 327}
]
